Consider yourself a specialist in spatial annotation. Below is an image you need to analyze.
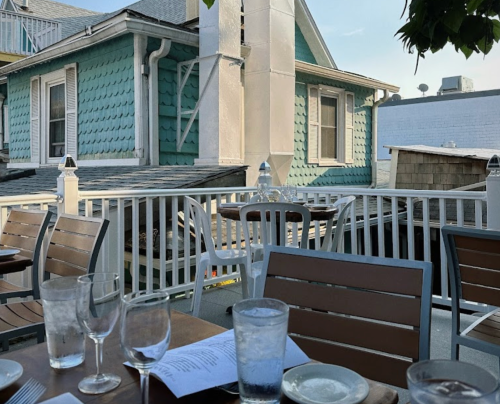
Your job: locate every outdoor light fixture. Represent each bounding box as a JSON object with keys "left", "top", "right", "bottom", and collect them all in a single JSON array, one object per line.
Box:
[{"left": 58, "top": 154, "right": 78, "bottom": 176}]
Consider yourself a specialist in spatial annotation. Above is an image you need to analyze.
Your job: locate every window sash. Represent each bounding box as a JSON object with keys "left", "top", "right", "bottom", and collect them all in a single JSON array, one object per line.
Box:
[{"left": 48, "top": 82, "right": 65, "bottom": 158}]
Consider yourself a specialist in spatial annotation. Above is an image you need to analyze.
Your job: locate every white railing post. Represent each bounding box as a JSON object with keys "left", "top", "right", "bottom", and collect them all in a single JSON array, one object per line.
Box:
[
  {"left": 486, "top": 155, "right": 500, "bottom": 230},
  {"left": 57, "top": 154, "right": 79, "bottom": 215}
]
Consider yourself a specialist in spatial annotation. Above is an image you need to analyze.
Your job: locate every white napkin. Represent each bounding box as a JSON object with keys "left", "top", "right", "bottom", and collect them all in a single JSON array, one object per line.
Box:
[{"left": 39, "top": 393, "right": 83, "bottom": 404}]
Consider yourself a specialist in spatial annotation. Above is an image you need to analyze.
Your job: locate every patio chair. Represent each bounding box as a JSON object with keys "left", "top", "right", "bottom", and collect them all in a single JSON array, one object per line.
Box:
[
  {"left": 240, "top": 202, "right": 311, "bottom": 298},
  {"left": 0, "top": 213, "right": 109, "bottom": 351},
  {"left": 442, "top": 225, "right": 500, "bottom": 363},
  {"left": 0, "top": 209, "right": 52, "bottom": 303},
  {"left": 262, "top": 245, "right": 432, "bottom": 389},
  {"left": 320, "top": 195, "right": 356, "bottom": 253},
  {"left": 185, "top": 197, "right": 248, "bottom": 317}
]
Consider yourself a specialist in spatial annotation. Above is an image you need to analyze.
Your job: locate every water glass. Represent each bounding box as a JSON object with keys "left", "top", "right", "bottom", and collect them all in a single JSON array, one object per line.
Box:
[
  {"left": 76, "top": 273, "right": 121, "bottom": 394},
  {"left": 407, "top": 359, "right": 500, "bottom": 404},
  {"left": 40, "top": 277, "right": 85, "bottom": 369},
  {"left": 120, "top": 290, "right": 171, "bottom": 404},
  {"left": 233, "top": 298, "right": 289, "bottom": 404},
  {"left": 257, "top": 183, "right": 269, "bottom": 202}
]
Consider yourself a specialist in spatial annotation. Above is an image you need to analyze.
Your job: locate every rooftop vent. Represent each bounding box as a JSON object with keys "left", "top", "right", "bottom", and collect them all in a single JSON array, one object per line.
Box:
[
  {"left": 442, "top": 141, "right": 457, "bottom": 148},
  {"left": 438, "top": 76, "right": 474, "bottom": 95}
]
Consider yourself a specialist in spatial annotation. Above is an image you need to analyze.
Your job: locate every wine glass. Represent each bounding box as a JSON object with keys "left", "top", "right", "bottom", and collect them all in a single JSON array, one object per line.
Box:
[
  {"left": 76, "top": 272, "right": 121, "bottom": 394},
  {"left": 120, "top": 290, "right": 171, "bottom": 404}
]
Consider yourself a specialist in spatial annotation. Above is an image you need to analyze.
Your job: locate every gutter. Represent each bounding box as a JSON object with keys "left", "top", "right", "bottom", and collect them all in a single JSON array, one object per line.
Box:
[
  {"left": 148, "top": 38, "right": 172, "bottom": 165},
  {"left": 369, "top": 89, "right": 390, "bottom": 188},
  {"left": 296, "top": 60, "right": 399, "bottom": 93}
]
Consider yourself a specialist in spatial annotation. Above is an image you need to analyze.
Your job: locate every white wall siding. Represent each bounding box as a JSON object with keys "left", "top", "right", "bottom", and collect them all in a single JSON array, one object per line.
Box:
[{"left": 378, "top": 94, "right": 500, "bottom": 160}]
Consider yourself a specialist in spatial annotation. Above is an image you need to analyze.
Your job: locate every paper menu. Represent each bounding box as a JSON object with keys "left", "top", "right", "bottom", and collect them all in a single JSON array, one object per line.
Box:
[{"left": 126, "top": 329, "right": 310, "bottom": 398}]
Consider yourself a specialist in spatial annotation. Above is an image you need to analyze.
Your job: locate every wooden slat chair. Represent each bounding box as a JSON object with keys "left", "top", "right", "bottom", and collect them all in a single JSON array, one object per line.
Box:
[
  {"left": 0, "top": 214, "right": 109, "bottom": 351},
  {"left": 0, "top": 209, "right": 52, "bottom": 303},
  {"left": 262, "top": 246, "right": 433, "bottom": 390},
  {"left": 442, "top": 225, "right": 500, "bottom": 362}
]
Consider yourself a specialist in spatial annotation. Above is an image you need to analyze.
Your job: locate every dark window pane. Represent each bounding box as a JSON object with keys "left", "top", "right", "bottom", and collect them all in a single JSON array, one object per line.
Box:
[
  {"left": 50, "top": 84, "right": 65, "bottom": 120},
  {"left": 321, "top": 127, "right": 337, "bottom": 159},
  {"left": 49, "top": 120, "right": 65, "bottom": 158},
  {"left": 321, "top": 96, "right": 337, "bottom": 127}
]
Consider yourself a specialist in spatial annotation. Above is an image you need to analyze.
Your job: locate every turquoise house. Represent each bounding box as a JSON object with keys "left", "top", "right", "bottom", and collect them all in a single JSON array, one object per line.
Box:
[{"left": 0, "top": 0, "right": 398, "bottom": 187}]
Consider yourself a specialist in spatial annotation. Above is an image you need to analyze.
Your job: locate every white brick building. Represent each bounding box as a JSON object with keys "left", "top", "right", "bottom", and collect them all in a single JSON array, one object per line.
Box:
[{"left": 377, "top": 89, "right": 500, "bottom": 160}]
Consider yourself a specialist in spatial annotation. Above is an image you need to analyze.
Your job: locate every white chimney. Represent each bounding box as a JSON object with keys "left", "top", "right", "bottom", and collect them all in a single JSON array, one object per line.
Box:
[
  {"left": 195, "top": 0, "right": 243, "bottom": 166},
  {"left": 244, "top": 0, "right": 296, "bottom": 185}
]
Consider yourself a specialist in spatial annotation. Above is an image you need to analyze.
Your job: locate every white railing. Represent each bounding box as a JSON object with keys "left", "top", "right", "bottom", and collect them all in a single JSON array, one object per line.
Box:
[
  {"left": 0, "top": 181, "right": 488, "bottom": 312},
  {"left": 0, "top": 10, "right": 61, "bottom": 56}
]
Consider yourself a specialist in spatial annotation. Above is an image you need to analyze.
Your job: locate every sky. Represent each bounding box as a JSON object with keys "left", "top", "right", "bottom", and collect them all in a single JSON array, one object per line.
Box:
[{"left": 55, "top": 0, "right": 500, "bottom": 99}]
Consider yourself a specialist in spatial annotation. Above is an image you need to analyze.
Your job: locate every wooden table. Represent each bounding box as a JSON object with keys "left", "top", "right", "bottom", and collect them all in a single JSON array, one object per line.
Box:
[
  {"left": 0, "top": 310, "right": 397, "bottom": 404},
  {"left": 218, "top": 205, "right": 337, "bottom": 223},
  {"left": 0, "top": 255, "right": 33, "bottom": 275}
]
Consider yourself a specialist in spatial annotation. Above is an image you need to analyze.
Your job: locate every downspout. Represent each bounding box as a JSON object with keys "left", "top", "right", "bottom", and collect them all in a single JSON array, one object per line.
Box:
[
  {"left": 148, "top": 38, "right": 171, "bottom": 166},
  {"left": 369, "top": 89, "right": 390, "bottom": 188},
  {"left": 0, "top": 94, "right": 5, "bottom": 149}
]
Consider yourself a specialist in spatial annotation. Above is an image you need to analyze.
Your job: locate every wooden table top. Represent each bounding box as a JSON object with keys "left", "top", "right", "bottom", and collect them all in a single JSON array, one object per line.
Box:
[
  {"left": 0, "top": 310, "right": 397, "bottom": 404},
  {"left": 218, "top": 205, "right": 338, "bottom": 223},
  {"left": 0, "top": 255, "right": 33, "bottom": 275}
]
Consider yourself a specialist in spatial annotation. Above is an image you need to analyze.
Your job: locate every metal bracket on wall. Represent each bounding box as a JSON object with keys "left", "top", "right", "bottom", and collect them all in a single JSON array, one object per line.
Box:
[{"left": 176, "top": 53, "right": 244, "bottom": 153}]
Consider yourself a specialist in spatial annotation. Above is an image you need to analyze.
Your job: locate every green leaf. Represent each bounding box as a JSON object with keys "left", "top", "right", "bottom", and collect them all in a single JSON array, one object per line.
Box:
[
  {"left": 477, "top": 36, "right": 494, "bottom": 53},
  {"left": 203, "top": 0, "right": 216, "bottom": 8},
  {"left": 460, "top": 45, "right": 474, "bottom": 58},
  {"left": 442, "top": 7, "right": 466, "bottom": 32},
  {"left": 493, "top": 19, "right": 500, "bottom": 41},
  {"left": 467, "top": 0, "right": 486, "bottom": 13}
]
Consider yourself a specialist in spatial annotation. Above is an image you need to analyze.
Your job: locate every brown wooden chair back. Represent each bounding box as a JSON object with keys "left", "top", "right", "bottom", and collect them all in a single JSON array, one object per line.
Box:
[
  {"left": 442, "top": 225, "right": 500, "bottom": 360},
  {"left": 262, "top": 246, "right": 433, "bottom": 388},
  {"left": 0, "top": 209, "right": 52, "bottom": 300},
  {"left": 44, "top": 214, "right": 109, "bottom": 278}
]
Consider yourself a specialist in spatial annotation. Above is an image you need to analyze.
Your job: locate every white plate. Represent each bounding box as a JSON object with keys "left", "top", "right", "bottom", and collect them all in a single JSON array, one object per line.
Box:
[
  {"left": 0, "top": 249, "right": 20, "bottom": 261},
  {"left": 219, "top": 203, "right": 247, "bottom": 208},
  {"left": 282, "top": 364, "right": 369, "bottom": 404},
  {"left": 0, "top": 359, "right": 23, "bottom": 391}
]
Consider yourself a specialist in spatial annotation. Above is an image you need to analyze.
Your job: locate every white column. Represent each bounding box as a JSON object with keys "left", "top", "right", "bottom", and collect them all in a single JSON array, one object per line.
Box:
[
  {"left": 195, "top": 0, "right": 243, "bottom": 166},
  {"left": 244, "top": 0, "right": 296, "bottom": 185},
  {"left": 487, "top": 173, "right": 500, "bottom": 230}
]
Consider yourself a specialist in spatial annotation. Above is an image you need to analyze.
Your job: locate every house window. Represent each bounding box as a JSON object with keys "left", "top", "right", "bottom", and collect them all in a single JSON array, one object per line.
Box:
[
  {"left": 308, "top": 84, "right": 354, "bottom": 166},
  {"left": 48, "top": 83, "right": 65, "bottom": 158},
  {"left": 320, "top": 95, "right": 338, "bottom": 160},
  {"left": 30, "top": 63, "right": 77, "bottom": 165}
]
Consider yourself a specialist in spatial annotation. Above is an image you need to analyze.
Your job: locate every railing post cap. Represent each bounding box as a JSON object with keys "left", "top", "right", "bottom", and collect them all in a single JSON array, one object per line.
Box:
[{"left": 58, "top": 154, "right": 78, "bottom": 177}]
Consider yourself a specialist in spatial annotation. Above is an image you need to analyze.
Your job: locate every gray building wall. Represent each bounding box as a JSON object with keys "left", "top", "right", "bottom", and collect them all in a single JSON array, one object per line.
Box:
[{"left": 378, "top": 91, "right": 500, "bottom": 160}]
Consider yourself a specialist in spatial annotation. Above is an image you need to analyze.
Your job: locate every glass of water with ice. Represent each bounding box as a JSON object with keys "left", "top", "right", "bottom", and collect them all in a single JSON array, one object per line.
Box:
[
  {"left": 407, "top": 359, "right": 500, "bottom": 404},
  {"left": 40, "top": 277, "right": 85, "bottom": 369},
  {"left": 233, "top": 298, "right": 289, "bottom": 404}
]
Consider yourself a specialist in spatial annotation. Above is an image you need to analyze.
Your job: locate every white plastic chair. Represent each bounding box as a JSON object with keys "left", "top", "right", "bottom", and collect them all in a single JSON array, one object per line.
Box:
[
  {"left": 185, "top": 197, "right": 248, "bottom": 317},
  {"left": 240, "top": 202, "right": 311, "bottom": 298},
  {"left": 320, "top": 195, "right": 356, "bottom": 253}
]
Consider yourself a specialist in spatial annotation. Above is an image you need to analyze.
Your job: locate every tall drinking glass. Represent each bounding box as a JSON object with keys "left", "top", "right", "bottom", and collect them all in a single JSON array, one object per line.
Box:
[
  {"left": 120, "top": 290, "right": 171, "bottom": 404},
  {"left": 76, "top": 273, "right": 121, "bottom": 394},
  {"left": 233, "top": 298, "right": 289, "bottom": 404},
  {"left": 407, "top": 359, "right": 500, "bottom": 404}
]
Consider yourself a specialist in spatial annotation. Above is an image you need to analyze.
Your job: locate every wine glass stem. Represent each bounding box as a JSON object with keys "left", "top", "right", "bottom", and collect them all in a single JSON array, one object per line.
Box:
[
  {"left": 94, "top": 337, "right": 104, "bottom": 376},
  {"left": 139, "top": 369, "right": 150, "bottom": 404}
]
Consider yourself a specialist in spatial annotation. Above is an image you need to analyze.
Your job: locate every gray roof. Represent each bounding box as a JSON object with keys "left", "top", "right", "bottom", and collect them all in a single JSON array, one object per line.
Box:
[
  {"left": 384, "top": 145, "right": 500, "bottom": 161},
  {"left": 0, "top": 165, "right": 247, "bottom": 198},
  {"left": 10, "top": 0, "right": 104, "bottom": 39},
  {"left": 10, "top": 0, "right": 188, "bottom": 40}
]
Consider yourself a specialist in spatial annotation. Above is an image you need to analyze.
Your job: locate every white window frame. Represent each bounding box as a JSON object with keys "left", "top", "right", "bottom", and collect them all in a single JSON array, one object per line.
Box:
[
  {"left": 3, "top": 104, "right": 8, "bottom": 144},
  {"left": 308, "top": 84, "right": 355, "bottom": 167},
  {"left": 40, "top": 69, "right": 66, "bottom": 165}
]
